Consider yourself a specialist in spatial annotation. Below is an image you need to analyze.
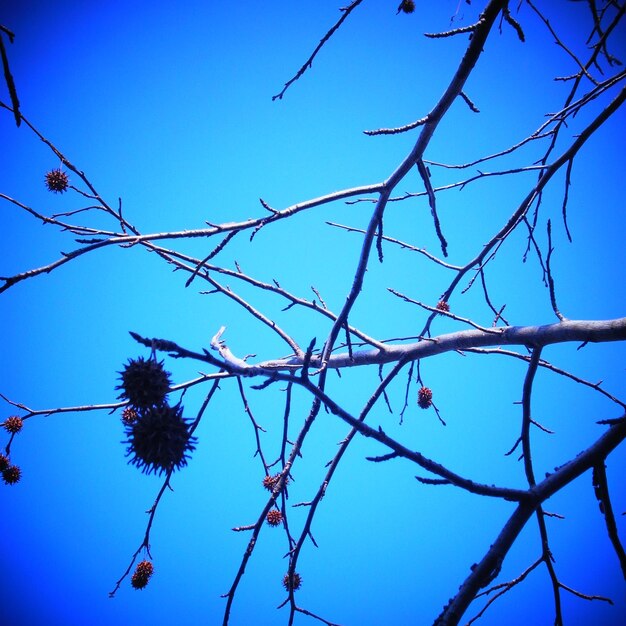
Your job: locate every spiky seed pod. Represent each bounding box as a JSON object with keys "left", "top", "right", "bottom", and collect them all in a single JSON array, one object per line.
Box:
[
  {"left": 399, "top": 0, "right": 415, "bottom": 14},
  {"left": 2, "top": 465, "right": 21, "bottom": 485},
  {"left": 44, "top": 168, "right": 69, "bottom": 193},
  {"left": 3, "top": 416, "right": 23, "bottom": 434},
  {"left": 121, "top": 407, "right": 138, "bottom": 426},
  {"left": 262, "top": 474, "right": 278, "bottom": 491},
  {"left": 262, "top": 473, "right": 289, "bottom": 492},
  {"left": 131, "top": 572, "right": 148, "bottom": 589},
  {"left": 436, "top": 300, "right": 450, "bottom": 313},
  {"left": 131, "top": 560, "right": 154, "bottom": 589},
  {"left": 125, "top": 404, "right": 196, "bottom": 475},
  {"left": 266, "top": 509, "right": 283, "bottom": 527},
  {"left": 137, "top": 561, "right": 154, "bottom": 575},
  {"left": 418, "top": 386, "right": 433, "bottom": 409},
  {"left": 117, "top": 357, "right": 171, "bottom": 409},
  {"left": 0, "top": 453, "right": 9, "bottom": 472},
  {"left": 283, "top": 572, "right": 302, "bottom": 592}
]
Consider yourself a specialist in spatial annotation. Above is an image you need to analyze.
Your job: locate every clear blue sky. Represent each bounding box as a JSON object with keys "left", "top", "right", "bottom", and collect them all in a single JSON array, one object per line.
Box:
[{"left": 1, "top": 2, "right": 625, "bottom": 625}]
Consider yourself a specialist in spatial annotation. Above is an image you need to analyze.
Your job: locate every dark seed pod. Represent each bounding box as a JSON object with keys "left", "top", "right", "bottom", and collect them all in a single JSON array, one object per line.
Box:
[
  {"left": 263, "top": 474, "right": 279, "bottom": 491},
  {"left": 2, "top": 465, "right": 21, "bottom": 485},
  {"left": 262, "top": 472, "right": 289, "bottom": 492},
  {"left": 121, "top": 407, "right": 138, "bottom": 426},
  {"left": 117, "top": 357, "right": 171, "bottom": 409},
  {"left": 45, "top": 168, "right": 69, "bottom": 193},
  {"left": 124, "top": 404, "right": 196, "bottom": 475},
  {"left": 283, "top": 572, "right": 302, "bottom": 591},
  {"left": 266, "top": 509, "right": 283, "bottom": 527},
  {"left": 3, "top": 416, "right": 23, "bottom": 434},
  {"left": 418, "top": 386, "right": 433, "bottom": 409},
  {"left": 131, "top": 560, "right": 154, "bottom": 589}
]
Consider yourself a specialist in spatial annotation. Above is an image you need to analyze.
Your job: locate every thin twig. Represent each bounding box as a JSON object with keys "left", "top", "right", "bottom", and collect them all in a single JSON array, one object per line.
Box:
[{"left": 272, "top": 0, "right": 366, "bottom": 101}]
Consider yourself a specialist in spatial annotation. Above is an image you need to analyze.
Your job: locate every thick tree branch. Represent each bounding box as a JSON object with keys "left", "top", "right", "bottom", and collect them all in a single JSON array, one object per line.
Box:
[{"left": 435, "top": 415, "right": 626, "bottom": 625}]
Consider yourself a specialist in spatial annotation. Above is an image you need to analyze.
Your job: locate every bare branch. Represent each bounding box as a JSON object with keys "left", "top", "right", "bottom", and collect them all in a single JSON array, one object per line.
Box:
[
  {"left": 593, "top": 462, "right": 626, "bottom": 580},
  {"left": 2, "top": 4, "right": 625, "bottom": 624},
  {"left": 545, "top": 220, "right": 566, "bottom": 322},
  {"left": 435, "top": 416, "right": 626, "bottom": 624},
  {"left": 272, "top": 0, "right": 366, "bottom": 101},
  {"left": 417, "top": 158, "right": 448, "bottom": 256},
  {"left": 0, "top": 25, "right": 20, "bottom": 126}
]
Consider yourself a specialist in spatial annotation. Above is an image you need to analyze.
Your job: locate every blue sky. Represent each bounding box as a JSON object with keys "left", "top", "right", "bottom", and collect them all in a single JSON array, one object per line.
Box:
[{"left": 1, "top": 1, "right": 626, "bottom": 625}]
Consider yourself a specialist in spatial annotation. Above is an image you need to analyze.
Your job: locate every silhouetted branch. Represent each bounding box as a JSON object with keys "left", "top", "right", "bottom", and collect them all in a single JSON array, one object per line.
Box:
[
  {"left": 2, "top": 3, "right": 625, "bottom": 624},
  {"left": 593, "top": 462, "right": 626, "bottom": 580},
  {"left": 435, "top": 415, "right": 626, "bottom": 625},
  {"left": 272, "top": 0, "right": 366, "bottom": 101},
  {"left": 0, "top": 25, "right": 20, "bottom": 126},
  {"left": 545, "top": 220, "right": 566, "bottom": 321}
]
